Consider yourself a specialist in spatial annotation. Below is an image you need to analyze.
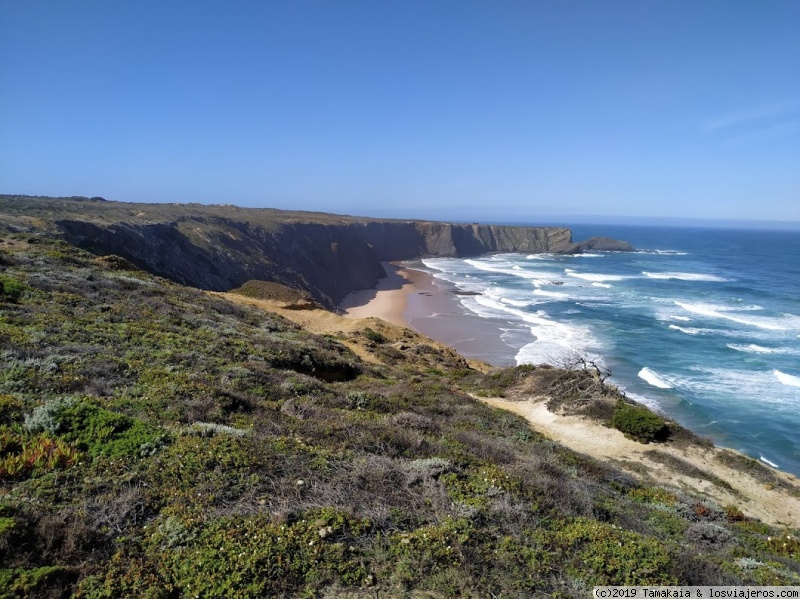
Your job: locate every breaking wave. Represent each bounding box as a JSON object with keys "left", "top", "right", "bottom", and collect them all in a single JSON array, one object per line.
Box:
[{"left": 638, "top": 367, "right": 673, "bottom": 389}]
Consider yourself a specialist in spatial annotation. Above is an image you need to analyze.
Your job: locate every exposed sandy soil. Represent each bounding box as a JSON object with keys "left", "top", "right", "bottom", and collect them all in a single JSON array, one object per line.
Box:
[{"left": 480, "top": 395, "right": 800, "bottom": 527}]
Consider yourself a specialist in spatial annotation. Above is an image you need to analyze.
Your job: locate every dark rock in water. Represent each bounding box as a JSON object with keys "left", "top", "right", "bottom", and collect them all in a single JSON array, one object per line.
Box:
[{"left": 557, "top": 236, "right": 635, "bottom": 254}]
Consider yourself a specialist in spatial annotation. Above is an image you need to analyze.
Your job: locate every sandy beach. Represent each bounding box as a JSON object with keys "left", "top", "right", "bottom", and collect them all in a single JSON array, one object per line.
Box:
[
  {"left": 342, "top": 262, "right": 520, "bottom": 366},
  {"left": 339, "top": 263, "right": 424, "bottom": 327}
]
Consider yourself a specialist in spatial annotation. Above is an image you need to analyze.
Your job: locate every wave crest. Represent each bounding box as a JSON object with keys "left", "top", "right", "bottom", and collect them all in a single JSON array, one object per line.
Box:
[
  {"left": 638, "top": 367, "right": 673, "bottom": 389},
  {"left": 727, "top": 343, "right": 776, "bottom": 354},
  {"left": 773, "top": 370, "right": 800, "bottom": 387}
]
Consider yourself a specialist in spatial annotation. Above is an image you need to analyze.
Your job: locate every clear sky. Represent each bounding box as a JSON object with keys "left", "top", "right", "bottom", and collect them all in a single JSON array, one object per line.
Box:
[{"left": 1, "top": 1, "right": 798, "bottom": 223}]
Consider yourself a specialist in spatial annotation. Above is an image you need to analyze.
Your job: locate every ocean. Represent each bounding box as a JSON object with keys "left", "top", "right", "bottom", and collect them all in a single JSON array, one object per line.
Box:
[{"left": 414, "top": 224, "right": 800, "bottom": 476}]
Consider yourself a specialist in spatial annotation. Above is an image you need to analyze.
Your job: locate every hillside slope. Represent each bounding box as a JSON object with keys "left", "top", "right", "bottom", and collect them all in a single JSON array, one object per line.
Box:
[{"left": 1, "top": 234, "right": 798, "bottom": 598}]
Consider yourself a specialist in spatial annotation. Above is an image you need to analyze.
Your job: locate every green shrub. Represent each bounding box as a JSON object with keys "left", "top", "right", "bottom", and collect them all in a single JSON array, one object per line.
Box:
[
  {"left": 24, "top": 398, "right": 165, "bottom": 458},
  {"left": 82, "top": 509, "right": 372, "bottom": 597},
  {"left": 362, "top": 327, "right": 386, "bottom": 344},
  {"left": 386, "top": 517, "right": 473, "bottom": 589},
  {"left": 0, "top": 395, "right": 25, "bottom": 425},
  {"left": 546, "top": 517, "right": 677, "bottom": 585},
  {"left": 611, "top": 401, "right": 667, "bottom": 443},
  {"left": 0, "top": 566, "right": 69, "bottom": 597},
  {"left": 627, "top": 486, "right": 678, "bottom": 506},
  {"left": 0, "top": 275, "right": 25, "bottom": 303}
]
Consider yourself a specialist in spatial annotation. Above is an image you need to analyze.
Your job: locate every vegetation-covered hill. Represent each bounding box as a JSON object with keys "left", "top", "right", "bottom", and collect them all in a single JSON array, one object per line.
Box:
[{"left": 1, "top": 234, "right": 799, "bottom": 598}]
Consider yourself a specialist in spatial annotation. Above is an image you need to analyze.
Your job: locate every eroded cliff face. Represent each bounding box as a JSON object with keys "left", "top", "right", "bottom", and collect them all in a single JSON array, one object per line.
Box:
[
  {"left": 54, "top": 216, "right": 572, "bottom": 308},
  {"left": 352, "top": 221, "right": 571, "bottom": 260},
  {"left": 1, "top": 196, "right": 587, "bottom": 308}
]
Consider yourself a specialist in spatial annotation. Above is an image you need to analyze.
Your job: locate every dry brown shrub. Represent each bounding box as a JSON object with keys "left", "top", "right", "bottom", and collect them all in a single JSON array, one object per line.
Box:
[
  {"left": 389, "top": 411, "right": 437, "bottom": 432},
  {"left": 452, "top": 430, "right": 517, "bottom": 465}
]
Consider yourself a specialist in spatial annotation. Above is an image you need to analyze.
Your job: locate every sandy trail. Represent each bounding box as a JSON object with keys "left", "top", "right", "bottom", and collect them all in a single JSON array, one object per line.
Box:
[{"left": 480, "top": 395, "right": 800, "bottom": 527}]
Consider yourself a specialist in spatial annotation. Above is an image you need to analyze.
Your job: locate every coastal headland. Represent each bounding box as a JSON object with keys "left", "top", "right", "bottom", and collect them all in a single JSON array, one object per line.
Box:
[
  {"left": 0, "top": 195, "right": 632, "bottom": 309},
  {"left": 2, "top": 195, "right": 799, "bottom": 595}
]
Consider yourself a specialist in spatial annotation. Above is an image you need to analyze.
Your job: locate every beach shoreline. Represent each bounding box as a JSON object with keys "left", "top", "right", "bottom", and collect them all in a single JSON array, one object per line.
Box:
[
  {"left": 341, "top": 262, "right": 521, "bottom": 367},
  {"left": 339, "top": 263, "right": 425, "bottom": 328}
]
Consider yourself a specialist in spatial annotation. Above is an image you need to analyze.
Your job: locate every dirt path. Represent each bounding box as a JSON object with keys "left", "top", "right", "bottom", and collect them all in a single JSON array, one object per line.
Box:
[{"left": 479, "top": 395, "right": 800, "bottom": 527}]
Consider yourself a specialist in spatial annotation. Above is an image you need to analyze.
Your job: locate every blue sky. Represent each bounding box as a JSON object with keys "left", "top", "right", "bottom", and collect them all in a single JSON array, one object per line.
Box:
[{"left": 1, "top": 1, "right": 798, "bottom": 222}]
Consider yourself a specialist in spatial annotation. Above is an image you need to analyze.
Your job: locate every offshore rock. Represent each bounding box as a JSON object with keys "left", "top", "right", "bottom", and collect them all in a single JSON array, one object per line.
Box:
[{"left": 557, "top": 236, "right": 635, "bottom": 254}]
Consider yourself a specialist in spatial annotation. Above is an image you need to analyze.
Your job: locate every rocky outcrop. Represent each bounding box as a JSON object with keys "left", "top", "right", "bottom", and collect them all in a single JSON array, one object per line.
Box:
[{"left": 557, "top": 236, "right": 635, "bottom": 254}]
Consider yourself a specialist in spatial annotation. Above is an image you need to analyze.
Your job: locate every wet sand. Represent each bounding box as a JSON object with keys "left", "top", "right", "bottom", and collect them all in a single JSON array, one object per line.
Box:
[{"left": 341, "top": 262, "right": 519, "bottom": 366}]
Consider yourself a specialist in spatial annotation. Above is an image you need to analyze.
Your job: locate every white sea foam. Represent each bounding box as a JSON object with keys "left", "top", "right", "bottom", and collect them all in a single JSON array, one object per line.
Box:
[
  {"left": 622, "top": 391, "right": 661, "bottom": 410},
  {"left": 638, "top": 367, "right": 673, "bottom": 389},
  {"left": 674, "top": 301, "right": 798, "bottom": 331},
  {"left": 533, "top": 288, "right": 570, "bottom": 299},
  {"left": 525, "top": 252, "right": 604, "bottom": 260},
  {"left": 643, "top": 271, "right": 728, "bottom": 282},
  {"left": 655, "top": 310, "right": 692, "bottom": 322},
  {"left": 591, "top": 282, "right": 613, "bottom": 288},
  {"left": 639, "top": 249, "right": 689, "bottom": 256},
  {"left": 773, "top": 370, "right": 800, "bottom": 387},
  {"left": 668, "top": 324, "right": 712, "bottom": 335},
  {"left": 727, "top": 343, "right": 776, "bottom": 354},
  {"left": 499, "top": 297, "right": 533, "bottom": 308},
  {"left": 565, "top": 270, "right": 633, "bottom": 282},
  {"left": 466, "top": 295, "right": 601, "bottom": 366},
  {"left": 680, "top": 367, "right": 800, "bottom": 406},
  {"left": 464, "top": 259, "right": 558, "bottom": 282},
  {"left": 760, "top": 456, "right": 779, "bottom": 468}
]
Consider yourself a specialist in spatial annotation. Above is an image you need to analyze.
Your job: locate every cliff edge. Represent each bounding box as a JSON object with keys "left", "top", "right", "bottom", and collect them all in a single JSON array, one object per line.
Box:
[{"left": 0, "top": 195, "right": 631, "bottom": 307}]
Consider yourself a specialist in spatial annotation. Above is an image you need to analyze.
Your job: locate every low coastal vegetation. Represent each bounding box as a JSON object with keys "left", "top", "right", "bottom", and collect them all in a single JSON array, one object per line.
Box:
[{"left": 1, "top": 235, "right": 799, "bottom": 597}]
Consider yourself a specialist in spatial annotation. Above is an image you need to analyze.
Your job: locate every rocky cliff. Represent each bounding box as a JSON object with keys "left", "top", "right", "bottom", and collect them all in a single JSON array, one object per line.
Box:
[
  {"left": 0, "top": 196, "right": 630, "bottom": 308},
  {"left": 53, "top": 217, "right": 572, "bottom": 307}
]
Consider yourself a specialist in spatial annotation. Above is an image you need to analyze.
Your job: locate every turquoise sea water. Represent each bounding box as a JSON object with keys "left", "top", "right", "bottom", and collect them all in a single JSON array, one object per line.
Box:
[{"left": 419, "top": 225, "right": 800, "bottom": 476}]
